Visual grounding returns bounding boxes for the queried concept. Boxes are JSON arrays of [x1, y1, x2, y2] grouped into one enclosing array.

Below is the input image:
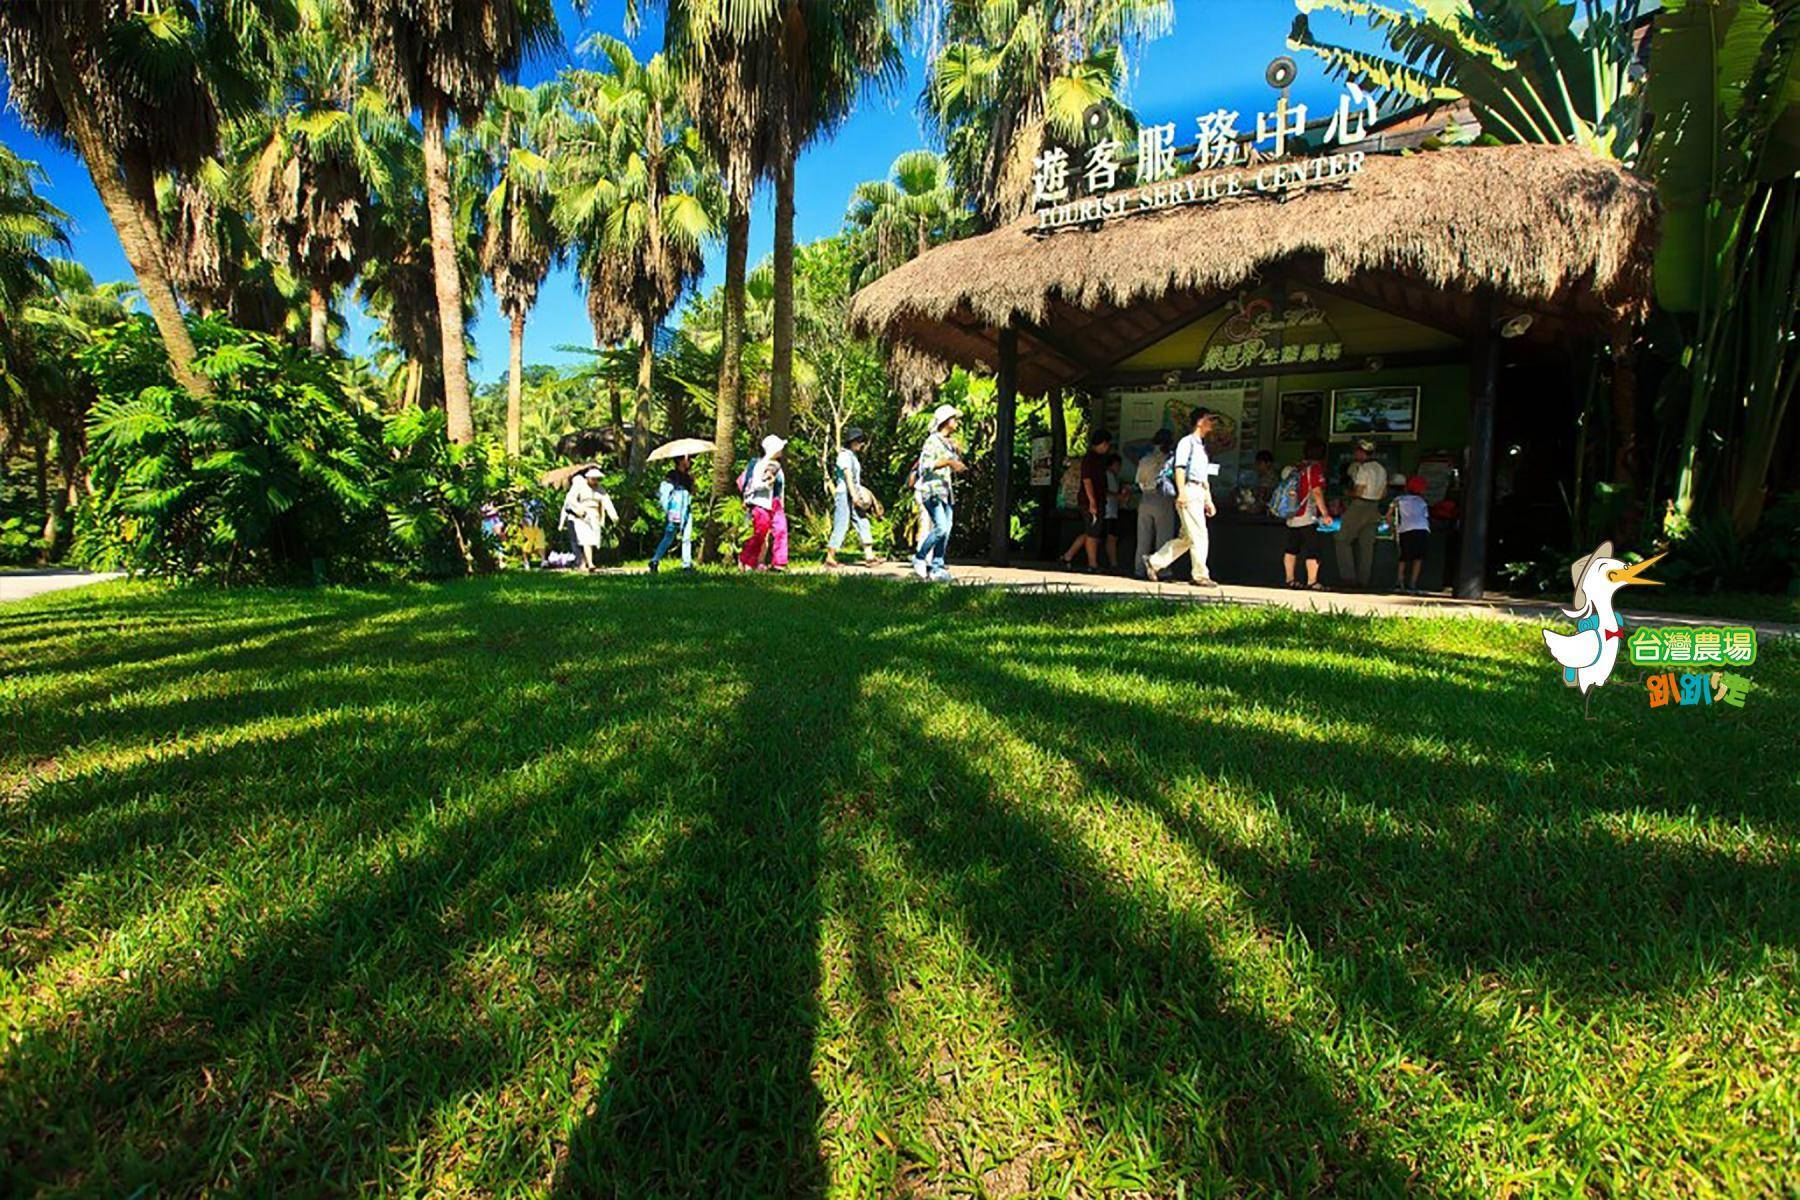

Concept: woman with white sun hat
[[911, 403, 967, 582]]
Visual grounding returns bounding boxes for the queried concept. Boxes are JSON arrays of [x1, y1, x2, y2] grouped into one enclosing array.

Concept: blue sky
[[0, 0, 1373, 384]]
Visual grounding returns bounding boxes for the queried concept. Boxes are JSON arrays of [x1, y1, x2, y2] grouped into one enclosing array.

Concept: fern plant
[[76, 317, 384, 580]]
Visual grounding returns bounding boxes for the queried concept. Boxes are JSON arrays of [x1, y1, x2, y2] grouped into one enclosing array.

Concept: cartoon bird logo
[[1541, 541, 1664, 711]]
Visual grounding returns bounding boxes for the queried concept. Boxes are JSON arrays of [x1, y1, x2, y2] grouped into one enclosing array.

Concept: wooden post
[[991, 328, 1019, 565], [1456, 317, 1500, 599]]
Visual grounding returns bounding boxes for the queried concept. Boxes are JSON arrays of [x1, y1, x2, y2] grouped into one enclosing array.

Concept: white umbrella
[[646, 437, 715, 464]]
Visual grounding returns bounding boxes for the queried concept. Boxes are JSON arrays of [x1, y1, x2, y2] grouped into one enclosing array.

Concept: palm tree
[[923, 0, 1170, 227], [348, 0, 559, 443], [475, 81, 564, 457], [763, 1, 907, 439], [0, 144, 70, 474], [4, 260, 132, 557], [0, 146, 67, 319], [557, 38, 721, 472], [0, 0, 290, 397], [157, 161, 293, 335], [237, 0, 404, 354], [1285, 0, 1645, 161], [650, 0, 787, 557], [844, 148, 970, 288], [358, 136, 484, 413]]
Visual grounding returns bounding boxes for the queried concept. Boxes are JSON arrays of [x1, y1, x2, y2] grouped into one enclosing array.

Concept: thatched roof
[[850, 144, 1658, 396]]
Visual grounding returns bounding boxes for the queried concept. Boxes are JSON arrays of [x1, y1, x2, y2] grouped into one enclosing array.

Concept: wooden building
[[850, 143, 1658, 596]]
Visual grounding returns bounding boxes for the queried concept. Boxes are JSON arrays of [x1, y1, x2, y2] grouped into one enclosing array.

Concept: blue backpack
[[1268, 467, 1303, 520], [1156, 440, 1194, 497]]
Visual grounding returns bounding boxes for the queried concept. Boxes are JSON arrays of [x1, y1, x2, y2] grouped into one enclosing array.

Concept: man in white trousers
[[1145, 406, 1220, 588]]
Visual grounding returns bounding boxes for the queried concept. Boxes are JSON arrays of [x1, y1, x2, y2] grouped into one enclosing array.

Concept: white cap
[[583, 467, 601, 479], [930, 403, 962, 431], [761, 434, 787, 456]]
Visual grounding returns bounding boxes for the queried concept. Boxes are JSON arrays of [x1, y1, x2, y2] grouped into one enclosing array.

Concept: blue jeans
[[650, 516, 691, 568], [829, 487, 872, 552], [914, 495, 952, 574]]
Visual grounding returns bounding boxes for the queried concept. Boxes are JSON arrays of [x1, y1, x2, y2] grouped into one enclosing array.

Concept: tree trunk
[[630, 304, 655, 474], [403, 359, 423, 410], [42, 429, 80, 561], [768, 147, 797, 438], [609, 385, 624, 429], [506, 310, 525, 458], [33, 436, 49, 564], [44, 31, 210, 398], [669, 374, 687, 439], [702, 193, 752, 561], [421, 96, 475, 445], [309, 285, 330, 354]]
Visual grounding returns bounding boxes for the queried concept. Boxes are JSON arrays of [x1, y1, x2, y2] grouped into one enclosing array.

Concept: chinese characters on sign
[[1645, 672, 1755, 709], [1197, 290, 1343, 373], [1626, 626, 1757, 668], [1635, 626, 1758, 711], [1032, 84, 1380, 232]]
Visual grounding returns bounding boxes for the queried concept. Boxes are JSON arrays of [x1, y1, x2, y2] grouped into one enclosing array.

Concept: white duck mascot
[[1541, 540, 1664, 711]]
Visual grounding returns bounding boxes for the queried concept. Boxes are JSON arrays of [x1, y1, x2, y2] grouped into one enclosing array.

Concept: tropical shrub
[[75, 318, 385, 581], [377, 407, 507, 577], [73, 317, 529, 582]]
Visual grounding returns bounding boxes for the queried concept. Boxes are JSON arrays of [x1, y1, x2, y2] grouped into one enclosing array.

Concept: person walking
[[1335, 438, 1389, 589], [1058, 429, 1113, 571], [826, 427, 881, 568], [560, 466, 606, 572], [1133, 428, 1175, 580], [912, 403, 966, 582], [738, 434, 789, 572], [648, 455, 696, 573], [1281, 440, 1331, 590], [1145, 407, 1220, 588]]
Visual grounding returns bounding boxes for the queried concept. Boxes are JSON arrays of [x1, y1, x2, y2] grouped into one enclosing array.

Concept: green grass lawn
[[3, 575, 1796, 1197]]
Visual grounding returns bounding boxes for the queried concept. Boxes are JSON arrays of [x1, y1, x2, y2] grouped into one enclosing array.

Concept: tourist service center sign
[[1032, 84, 1377, 234]]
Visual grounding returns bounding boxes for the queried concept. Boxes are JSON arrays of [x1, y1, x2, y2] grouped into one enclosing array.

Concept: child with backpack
[[1278, 440, 1331, 590]]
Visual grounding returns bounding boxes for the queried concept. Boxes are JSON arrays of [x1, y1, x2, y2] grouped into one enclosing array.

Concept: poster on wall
[[1110, 383, 1257, 498], [1193, 381, 1257, 501], [1028, 435, 1052, 487], [1117, 393, 1165, 454], [1278, 390, 1324, 442], [1329, 385, 1420, 442]]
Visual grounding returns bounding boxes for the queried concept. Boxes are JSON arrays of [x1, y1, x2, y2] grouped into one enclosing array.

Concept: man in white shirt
[[1335, 438, 1389, 589], [1132, 428, 1175, 579], [1145, 407, 1220, 588]]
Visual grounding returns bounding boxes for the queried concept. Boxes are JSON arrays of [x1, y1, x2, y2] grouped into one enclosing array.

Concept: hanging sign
[[1197, 287, 1344, 374], [1032, 85, 1377, 234]]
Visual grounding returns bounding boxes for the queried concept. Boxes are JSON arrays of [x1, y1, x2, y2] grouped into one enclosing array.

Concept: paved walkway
[[0, 569, 124, 605], [838, 559, 1800, 639]]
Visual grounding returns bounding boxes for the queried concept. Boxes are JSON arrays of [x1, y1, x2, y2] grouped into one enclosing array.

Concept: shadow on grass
[[1, 576, 1793, 1194]]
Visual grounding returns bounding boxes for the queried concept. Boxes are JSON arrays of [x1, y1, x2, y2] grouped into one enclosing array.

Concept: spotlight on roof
[[1498, 313, 1535, 339]]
